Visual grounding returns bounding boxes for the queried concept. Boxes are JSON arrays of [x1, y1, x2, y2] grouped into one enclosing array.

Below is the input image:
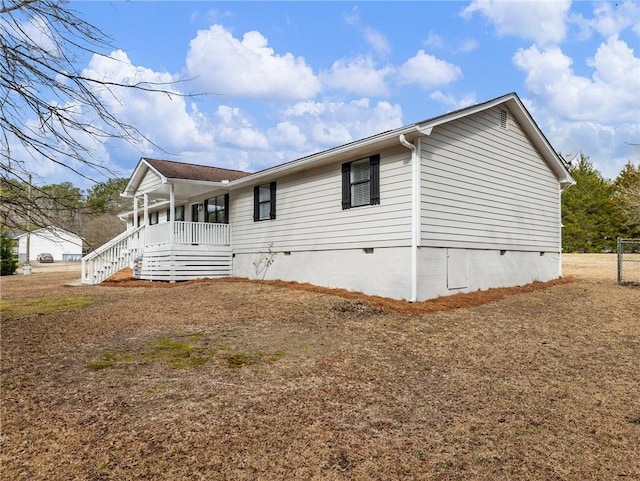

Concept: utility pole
[[24, 174, 32, 274]]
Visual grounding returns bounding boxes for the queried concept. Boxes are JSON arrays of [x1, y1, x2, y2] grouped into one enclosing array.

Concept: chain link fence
[[617, 237, 640, 285]]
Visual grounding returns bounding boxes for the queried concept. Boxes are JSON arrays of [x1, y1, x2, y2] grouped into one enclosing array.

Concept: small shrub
[[0, 229, 18, 276]]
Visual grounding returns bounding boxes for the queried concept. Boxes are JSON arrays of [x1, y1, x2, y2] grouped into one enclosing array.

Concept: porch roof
[[122, 158, 251, 199]]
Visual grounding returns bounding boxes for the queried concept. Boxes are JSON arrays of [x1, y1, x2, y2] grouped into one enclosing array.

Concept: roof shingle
[[144, 158, 251, 182]]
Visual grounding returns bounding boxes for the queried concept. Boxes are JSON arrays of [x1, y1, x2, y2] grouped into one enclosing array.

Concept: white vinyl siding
[[231, 147, 412, 253], [420, 107, 561, 251], [137, 168, 162, 193]]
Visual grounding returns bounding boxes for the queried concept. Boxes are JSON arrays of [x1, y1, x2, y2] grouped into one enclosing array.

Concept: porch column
[[143, 193, 149, 227], [133, 196, 139, 228], [169, 183, 175, 246]]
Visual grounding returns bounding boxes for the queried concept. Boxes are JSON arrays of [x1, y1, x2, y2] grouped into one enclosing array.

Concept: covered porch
[[82, 158, 249, 285]]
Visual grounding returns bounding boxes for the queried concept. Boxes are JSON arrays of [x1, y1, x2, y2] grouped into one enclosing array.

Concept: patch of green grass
[[1, 296, 94, 318], [87, 350, 134, 371], [222, 349, 286, 369], [143, 337, 213, 369], [86, 332, 285, 372], [223, 351, 263, 369]]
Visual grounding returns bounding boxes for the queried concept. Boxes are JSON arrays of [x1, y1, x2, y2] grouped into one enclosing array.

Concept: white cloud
[[571, 1, 640, 39], [462, 0, 571, 46], [185, 24, 321, 100], [268, 122, 307, 150], [430, 91, 477, 110], [321, 56, 392, 96], [425, 31, 444, 49], [363, 26, 391, 56], [398, 50, 462, 89], [212, 105, 269, 150], [282, 98, 403, 149], [424, 31, 478, 53], [513, 36, 640, 122], [344, 6, 390, 56], [83, 50, 214, 154], [545, 118, 639, 180], [457, 38, 479, 53], [515, 33, 640, 180]]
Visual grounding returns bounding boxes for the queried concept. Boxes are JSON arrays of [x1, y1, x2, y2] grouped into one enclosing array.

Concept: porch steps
[[81, 226, 145, 285]]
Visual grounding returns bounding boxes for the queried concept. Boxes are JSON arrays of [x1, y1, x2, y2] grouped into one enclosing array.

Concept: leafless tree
[[0, 0, 191, 233]]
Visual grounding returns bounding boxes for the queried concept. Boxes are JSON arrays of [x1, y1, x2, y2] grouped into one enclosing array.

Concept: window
[[205, 194, 229, 224], [148, 211, 159, 225], [253, 182, 276, 221], [166, 205, 185, 222], [342, 154, 380, 209], [191, 203, 199, 222]]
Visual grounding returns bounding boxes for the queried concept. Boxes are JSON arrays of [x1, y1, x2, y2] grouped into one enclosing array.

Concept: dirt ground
[[1, 254, 639, 480]]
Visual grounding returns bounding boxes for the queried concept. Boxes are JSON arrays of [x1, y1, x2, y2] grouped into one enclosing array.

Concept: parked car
[[36, 253, 54, 263]]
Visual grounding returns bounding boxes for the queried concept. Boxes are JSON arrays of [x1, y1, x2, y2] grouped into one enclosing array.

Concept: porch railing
[[81, 222, 231, 285], [146, 221, 231, 246], [81, 225, 145, 285]]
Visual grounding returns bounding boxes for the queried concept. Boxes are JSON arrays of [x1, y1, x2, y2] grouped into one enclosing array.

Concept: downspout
[[399, 134, 419, 302]]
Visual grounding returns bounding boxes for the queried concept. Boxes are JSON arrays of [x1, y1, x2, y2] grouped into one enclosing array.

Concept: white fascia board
[[418, 93, 574, 188], [164, 178, 227, 189], [122, 158, 167, 198], [228, 124, 422, 188]]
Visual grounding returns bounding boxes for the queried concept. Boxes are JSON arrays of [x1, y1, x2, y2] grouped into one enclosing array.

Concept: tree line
[[0, 177, 130, 251], [562, 153, 640, 253]]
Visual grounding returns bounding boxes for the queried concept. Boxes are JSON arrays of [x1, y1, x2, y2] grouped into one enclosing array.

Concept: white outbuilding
[[17, 226, 83, 262]]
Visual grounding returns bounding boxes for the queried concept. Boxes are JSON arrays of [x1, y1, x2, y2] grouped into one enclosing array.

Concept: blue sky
[[28, 1, 640, 185]]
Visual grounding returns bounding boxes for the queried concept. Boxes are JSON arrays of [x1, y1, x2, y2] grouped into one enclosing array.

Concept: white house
[[81, 93, 575, 301], [17, 226, 83, 262]]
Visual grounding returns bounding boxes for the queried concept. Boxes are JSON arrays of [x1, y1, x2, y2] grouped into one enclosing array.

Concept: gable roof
[[234, 92, 574, 188], [144, 158, 251, 183], [122, 92, 574, 199], [14, 226, 83, 241], [122, 158, 251, 198]]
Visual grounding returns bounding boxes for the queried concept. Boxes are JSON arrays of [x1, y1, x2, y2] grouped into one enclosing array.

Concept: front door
[[191, 203, 199, 222]]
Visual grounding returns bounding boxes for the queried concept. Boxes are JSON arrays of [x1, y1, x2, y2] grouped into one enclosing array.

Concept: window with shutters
[[253, 182, 276, 221], [342, 155, 380, 209], [205, 194, 228, 223]]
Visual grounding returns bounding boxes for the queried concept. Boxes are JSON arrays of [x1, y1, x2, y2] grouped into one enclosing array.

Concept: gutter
[[399, 134, 419, 303]]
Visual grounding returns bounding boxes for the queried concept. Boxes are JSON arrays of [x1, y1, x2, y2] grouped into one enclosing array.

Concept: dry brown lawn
[[1, 254, 638, 480]]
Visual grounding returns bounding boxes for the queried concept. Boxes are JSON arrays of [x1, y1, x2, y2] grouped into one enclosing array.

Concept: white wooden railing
[[81, 226, 145, 285], [146, 222, 231, 246], [81, 222, 231, 285]]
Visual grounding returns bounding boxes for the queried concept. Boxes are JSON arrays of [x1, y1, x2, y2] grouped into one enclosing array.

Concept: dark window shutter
[[342, 163, 351, 209], [269, 182, 277, 220], [166, 209, 170, 221], [253, 186, 259, 222], [370, 154, 380, 205], [224, 193, 229, 224]]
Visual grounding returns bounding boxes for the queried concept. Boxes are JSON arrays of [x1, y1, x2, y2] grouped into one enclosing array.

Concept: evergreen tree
[[614, 161, 640, 238], [0, 228, 18, 276], [86, 178, 131, 214], [562, 154, 617, 252]]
